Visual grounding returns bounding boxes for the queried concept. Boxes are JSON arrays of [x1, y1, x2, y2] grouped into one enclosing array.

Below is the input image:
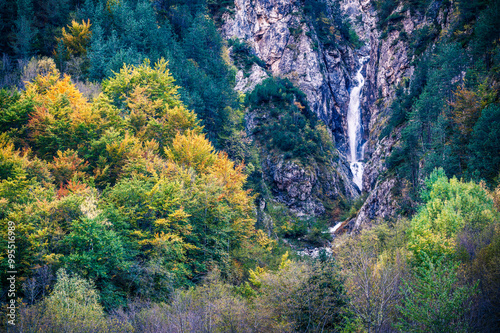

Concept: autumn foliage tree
[[56, 20, 92, 58]]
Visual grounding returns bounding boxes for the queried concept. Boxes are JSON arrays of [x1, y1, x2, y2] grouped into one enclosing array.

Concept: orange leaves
[[165, 130, 253, 211], [56, 180, 90, 198], [294, 101, 305, 110], [49, 150, 88, 186], [36, 75, 95, 127], [25, 62, 98, 155], [24, 58, 90, 113], [449, 85, 481, 136], [210, 152, 246, 189], [163, 129, 255, 243]]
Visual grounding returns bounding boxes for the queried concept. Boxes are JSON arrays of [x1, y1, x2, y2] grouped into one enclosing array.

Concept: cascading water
[[347, 56, 369, 191]]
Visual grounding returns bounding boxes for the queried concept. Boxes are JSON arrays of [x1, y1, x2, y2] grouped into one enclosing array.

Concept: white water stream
[[347, 56, 369, 191]]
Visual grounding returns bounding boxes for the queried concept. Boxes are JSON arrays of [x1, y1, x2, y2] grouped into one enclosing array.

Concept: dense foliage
[[381, 0, 500, 208], [303, 0, 362, 48], [1, 0, 240, 150], [247, 77, 334, 162], [335, 169, 499, 331]]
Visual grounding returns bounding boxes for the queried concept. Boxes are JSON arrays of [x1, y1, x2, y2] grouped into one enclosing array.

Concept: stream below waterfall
[[347, 56, 369, 191]]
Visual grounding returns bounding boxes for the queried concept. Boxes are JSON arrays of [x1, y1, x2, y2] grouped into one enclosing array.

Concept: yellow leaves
[[320, 16, 331, 25], [209, 152, 253, 212], [162, 105, 200, 140], [154, 232, 184, 244], [57, 20, 92, 57], [168, 208, 191, 224], [106, 132, 139, 158], [109, 134, 158, 168], [124, 85, 199, 144], [127, 86, 163, 120], [25, 65, 97, 149], [142, 232, 197, 254], [230, 217, 255, 240], [103, 58, 181, 110], [100, 59, 200, 146], [409, 174, 499, 260], [209, 152, 252, 210], [130, 230, 149, 241], [154, 208, 192, 235], [39, 75, 90, 115], [166, 130, 217, 173], [164, 130, 255, 241], [0, 140, 23, 169], [94, 132, 163, 184], [23, 58, 60, 94], [279, 251, 292, 271], [210, 152, 246, 188], [43, 253, 63, 265], [249, 266, 266, 288], [256, 229, 276, 251], [154, 218, 169, 228]]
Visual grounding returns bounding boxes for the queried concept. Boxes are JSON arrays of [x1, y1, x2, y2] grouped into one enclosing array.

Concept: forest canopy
[[0, 0, 499, 332]]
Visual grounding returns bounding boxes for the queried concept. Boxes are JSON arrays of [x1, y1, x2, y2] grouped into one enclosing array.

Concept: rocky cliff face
[[263, 154, 359, 216], [348, 1, 454, 229], [342, 0, 414, 228], [222, 0, 361, 150]]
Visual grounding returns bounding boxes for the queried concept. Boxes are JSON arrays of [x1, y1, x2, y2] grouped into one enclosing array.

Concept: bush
[[246, 77, 333, 162]]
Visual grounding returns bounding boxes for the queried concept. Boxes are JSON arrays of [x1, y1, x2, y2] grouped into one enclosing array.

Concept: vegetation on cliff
[[0, 0, 499, 332]]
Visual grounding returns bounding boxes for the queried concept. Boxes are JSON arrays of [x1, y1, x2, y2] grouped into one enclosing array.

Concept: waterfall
[[347, 56, 369, 191]]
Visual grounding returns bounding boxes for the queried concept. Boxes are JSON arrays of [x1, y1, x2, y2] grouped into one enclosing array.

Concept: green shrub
[[229, 38, 266, 73], [246, 77, 333, 162]]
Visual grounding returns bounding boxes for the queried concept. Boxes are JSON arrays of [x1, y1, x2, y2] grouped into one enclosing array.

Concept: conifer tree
[[13, 0, 37, 59]]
